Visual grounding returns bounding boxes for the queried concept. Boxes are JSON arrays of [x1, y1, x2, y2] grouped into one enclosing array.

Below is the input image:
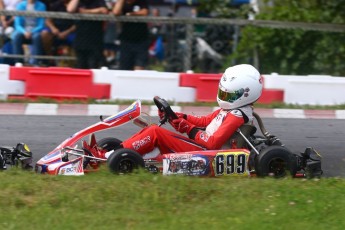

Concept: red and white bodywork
[[35, 100, 142, 175]]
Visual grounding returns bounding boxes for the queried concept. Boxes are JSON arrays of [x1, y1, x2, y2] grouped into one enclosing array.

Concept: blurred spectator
[[0, 0, 22, 31], [112, 0, 149, 70], [148, 7, 166, 40], [0, 0, 22, 65], [41, 0, 76, 66], [148, 7, 164, 65], [40, 0, 51, 10], [103, 0, 118, 69], [148, 8, 161, 36], [67, 0, 108, 69], [12, 0, 46, 66]]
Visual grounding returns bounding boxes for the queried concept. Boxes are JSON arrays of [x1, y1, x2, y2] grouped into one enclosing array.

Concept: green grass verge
[[1, 168, 344, 230]]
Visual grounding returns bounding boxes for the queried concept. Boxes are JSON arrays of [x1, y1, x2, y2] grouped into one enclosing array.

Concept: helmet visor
[[218, 88, 244, 102]]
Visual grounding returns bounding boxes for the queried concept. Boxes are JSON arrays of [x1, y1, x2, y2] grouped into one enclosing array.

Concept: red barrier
[[180, 73, 222, 102], [9, 67, 110, 99], [258, 89, 284, 104], [258, 75, 284, 104], [180, 73, 284, 104]]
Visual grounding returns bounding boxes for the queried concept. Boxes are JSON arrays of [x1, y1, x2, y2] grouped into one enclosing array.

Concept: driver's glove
[[175, 112, 187, 119], [158, 109, 165, 120], [171, 118, 195, 134], [158, 110, 186, 120], [168, 112, 186, 125]]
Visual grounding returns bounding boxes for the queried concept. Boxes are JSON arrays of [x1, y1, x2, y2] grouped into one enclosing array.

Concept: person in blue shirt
[[12, 0, 46, 65]]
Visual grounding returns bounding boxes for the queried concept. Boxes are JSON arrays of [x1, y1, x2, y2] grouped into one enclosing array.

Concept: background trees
[[200, 0, 345, 75]]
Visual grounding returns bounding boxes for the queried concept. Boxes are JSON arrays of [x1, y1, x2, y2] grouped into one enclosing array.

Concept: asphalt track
[[0, 115, 344, 177]]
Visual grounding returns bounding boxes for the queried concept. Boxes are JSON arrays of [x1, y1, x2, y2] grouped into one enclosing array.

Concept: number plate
[[213, 151, 249, 176]]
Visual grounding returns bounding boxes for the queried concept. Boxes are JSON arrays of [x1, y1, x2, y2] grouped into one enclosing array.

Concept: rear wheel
[[107, 148, 145, 174], [98, 137, 122, 151], [255, 146, 297, 178]]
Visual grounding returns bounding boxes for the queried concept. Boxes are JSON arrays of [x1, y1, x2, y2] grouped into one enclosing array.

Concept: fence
[[1, 9, 345, 72]]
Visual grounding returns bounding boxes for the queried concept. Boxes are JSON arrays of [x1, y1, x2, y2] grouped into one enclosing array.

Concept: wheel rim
[[268, 158, 288, 177], [118, 158, 136, 173]]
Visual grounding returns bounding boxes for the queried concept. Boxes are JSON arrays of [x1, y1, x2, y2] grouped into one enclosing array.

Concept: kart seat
[[222, 124, 257, 149]]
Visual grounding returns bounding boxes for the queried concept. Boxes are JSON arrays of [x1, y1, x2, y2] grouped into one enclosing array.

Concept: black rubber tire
[[97, 137, 122, 151], [255, 146, 298, 178], [211, 40, 225, 52], [0, 154, 4, 170], [107, 148, 145, 174]]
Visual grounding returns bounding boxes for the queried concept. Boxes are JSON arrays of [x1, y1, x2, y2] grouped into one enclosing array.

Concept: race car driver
[[84, 64, 263, 158]]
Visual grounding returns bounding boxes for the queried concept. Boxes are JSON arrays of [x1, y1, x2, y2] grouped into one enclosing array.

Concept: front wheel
[[255, 146, 298, 178], [0, 154, 4, 170], [107, 148, 145, 174]]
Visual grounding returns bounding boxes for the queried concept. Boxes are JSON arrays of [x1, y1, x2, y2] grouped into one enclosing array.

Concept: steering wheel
[[153, 96, 178, 125]]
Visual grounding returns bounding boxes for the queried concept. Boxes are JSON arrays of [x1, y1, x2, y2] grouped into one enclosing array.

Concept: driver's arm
[[183, 109, 221, 127], [189, 113, 245, 150]]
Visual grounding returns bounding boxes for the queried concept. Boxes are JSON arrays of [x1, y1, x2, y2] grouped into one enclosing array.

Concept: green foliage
[[198, 0, 252, 19], [233, 0, 345, 75]]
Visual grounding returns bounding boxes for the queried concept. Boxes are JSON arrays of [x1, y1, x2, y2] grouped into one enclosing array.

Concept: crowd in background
[[0, 0, 173, 70]]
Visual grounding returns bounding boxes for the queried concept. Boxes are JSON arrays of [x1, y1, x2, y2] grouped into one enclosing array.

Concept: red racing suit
[[121, 105, 253, 156]]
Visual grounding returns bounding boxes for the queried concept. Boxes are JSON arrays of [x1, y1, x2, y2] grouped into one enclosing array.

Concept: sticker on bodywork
[[58, 158, 84, 176], [163, 154, 210, 176]]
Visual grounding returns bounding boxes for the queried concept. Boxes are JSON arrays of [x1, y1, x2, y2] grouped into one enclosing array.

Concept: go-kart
[[35, 96, 322, 178]]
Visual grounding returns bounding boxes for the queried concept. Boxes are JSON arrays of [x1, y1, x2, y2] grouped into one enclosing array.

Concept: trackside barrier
[[9, 66, 110, 99], [263, 74, 345, 105], [284, 75, 345, 105], [262, 73, 297, 90], [259, 89, 284, 104], [179, 73, 284, 103], [0, 64, 343, 105], [179, 73, 222, 102], [0, 64, 24, 100], [92, 69, 195, 102]]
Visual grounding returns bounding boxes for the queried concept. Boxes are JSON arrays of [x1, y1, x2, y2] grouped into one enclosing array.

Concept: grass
[[1, 97, 345, 110], [1, 168, 345, 230]]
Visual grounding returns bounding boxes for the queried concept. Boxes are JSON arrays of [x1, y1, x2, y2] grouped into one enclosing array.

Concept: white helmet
[[217, 64, 263, 110]]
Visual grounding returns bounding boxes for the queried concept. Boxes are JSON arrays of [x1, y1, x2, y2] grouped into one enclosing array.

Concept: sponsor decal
[[168, 154, 193, 161], [215, 113, 222, 121], [244, 87, 250, 97], [231, 110, 242, 117], [222, 73, 236, 83], [229, 76, 236, 82], [132, 136, 151, 150], [221, 73, 226, 82], [199, 132, 210, 142], [163, 154, 210, 176], [58, 159, 83, 175], [59, 166, 77, 175], [259, 75, 263, 84]]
